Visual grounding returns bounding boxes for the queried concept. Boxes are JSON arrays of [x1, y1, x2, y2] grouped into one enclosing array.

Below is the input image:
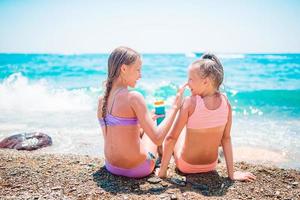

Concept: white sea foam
[[185, 52, 197, 58], [0, 73, 94, 112]]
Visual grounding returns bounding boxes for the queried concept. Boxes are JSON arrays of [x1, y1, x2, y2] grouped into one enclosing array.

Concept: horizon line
[[1, 51, 300, 55]]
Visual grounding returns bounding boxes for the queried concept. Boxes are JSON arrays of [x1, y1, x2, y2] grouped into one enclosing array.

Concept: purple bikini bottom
[[105, 153, 155, 178]]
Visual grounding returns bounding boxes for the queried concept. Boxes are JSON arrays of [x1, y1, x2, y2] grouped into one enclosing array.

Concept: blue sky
[[0, 0, 300, 53]]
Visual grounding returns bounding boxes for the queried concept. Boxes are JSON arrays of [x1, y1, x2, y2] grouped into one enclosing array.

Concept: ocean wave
[[228, 89, 300, 107], [0, 73, 95, 112], [227, 89, 300, 117]]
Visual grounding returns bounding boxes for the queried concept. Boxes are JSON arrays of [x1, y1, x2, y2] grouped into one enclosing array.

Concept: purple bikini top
[[99, 87, 138, 127], [99, 114, 138, 126]]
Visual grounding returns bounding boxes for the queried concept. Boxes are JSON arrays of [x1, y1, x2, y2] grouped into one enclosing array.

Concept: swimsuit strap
[[108, 87, 127, 114]]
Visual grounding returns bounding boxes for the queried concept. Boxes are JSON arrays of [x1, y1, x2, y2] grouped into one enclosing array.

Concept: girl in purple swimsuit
[[97, 46, 186, 178]]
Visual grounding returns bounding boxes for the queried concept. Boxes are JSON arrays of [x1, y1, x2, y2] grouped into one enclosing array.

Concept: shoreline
[[1, 149, 299, 199]]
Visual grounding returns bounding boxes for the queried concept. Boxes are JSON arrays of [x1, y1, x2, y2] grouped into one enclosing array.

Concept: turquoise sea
[[0, 53, 299, 168]]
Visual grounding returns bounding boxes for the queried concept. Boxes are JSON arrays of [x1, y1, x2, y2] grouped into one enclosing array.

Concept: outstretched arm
[[222, 102, 256, 182], [157, 96, 191, 178], [130, 84, 187, 146]]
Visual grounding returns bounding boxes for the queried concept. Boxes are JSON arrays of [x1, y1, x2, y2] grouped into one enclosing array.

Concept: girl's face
[[122, 58, 142, 88], [187, 65, 208, 95]]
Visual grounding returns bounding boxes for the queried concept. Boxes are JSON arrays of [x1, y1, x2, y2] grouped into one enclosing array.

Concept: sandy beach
[[0, 149, 299, 200]]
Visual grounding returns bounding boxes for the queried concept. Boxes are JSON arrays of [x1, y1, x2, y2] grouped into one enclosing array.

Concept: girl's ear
[[120, 64, 127, 74], [203, 77, 209, 85]]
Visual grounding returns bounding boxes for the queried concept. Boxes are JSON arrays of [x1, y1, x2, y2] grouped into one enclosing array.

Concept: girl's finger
[[247, 173, 256, 180], [245, 177, 252, 182], [177, 83, 188, 93], [249, 177, 255, 182], [246, 175, 255, 181]]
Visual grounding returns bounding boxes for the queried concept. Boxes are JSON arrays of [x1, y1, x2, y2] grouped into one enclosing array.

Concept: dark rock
[[170, 177, 186, 186], [0, 132, 52, 151], [149, 185, 165, 192]]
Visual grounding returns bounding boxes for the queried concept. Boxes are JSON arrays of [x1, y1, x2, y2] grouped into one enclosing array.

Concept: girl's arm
[[130, 84, 187, 146], [221, 102, 234, 179], [222, 101, 256, 182], [157, 96, 191, 178]]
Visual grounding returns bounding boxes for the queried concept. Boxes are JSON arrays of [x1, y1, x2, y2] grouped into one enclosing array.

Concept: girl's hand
[[173, 83, 188, 110], [232, 171, 256, 182]]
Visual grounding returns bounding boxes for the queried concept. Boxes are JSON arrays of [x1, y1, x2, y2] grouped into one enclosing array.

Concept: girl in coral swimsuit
[[158, 53, 256, 182]]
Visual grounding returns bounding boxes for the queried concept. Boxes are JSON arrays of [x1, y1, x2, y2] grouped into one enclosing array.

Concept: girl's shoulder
[[183, 96, 197, 116], [185, 95, 196, 106], [219, 92, 231, 105], [127, 90, 144, 102], [127, 90, 147, 108]]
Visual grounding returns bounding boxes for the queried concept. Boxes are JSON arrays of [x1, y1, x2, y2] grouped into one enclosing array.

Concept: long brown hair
[[101, 46, 140, 126]]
